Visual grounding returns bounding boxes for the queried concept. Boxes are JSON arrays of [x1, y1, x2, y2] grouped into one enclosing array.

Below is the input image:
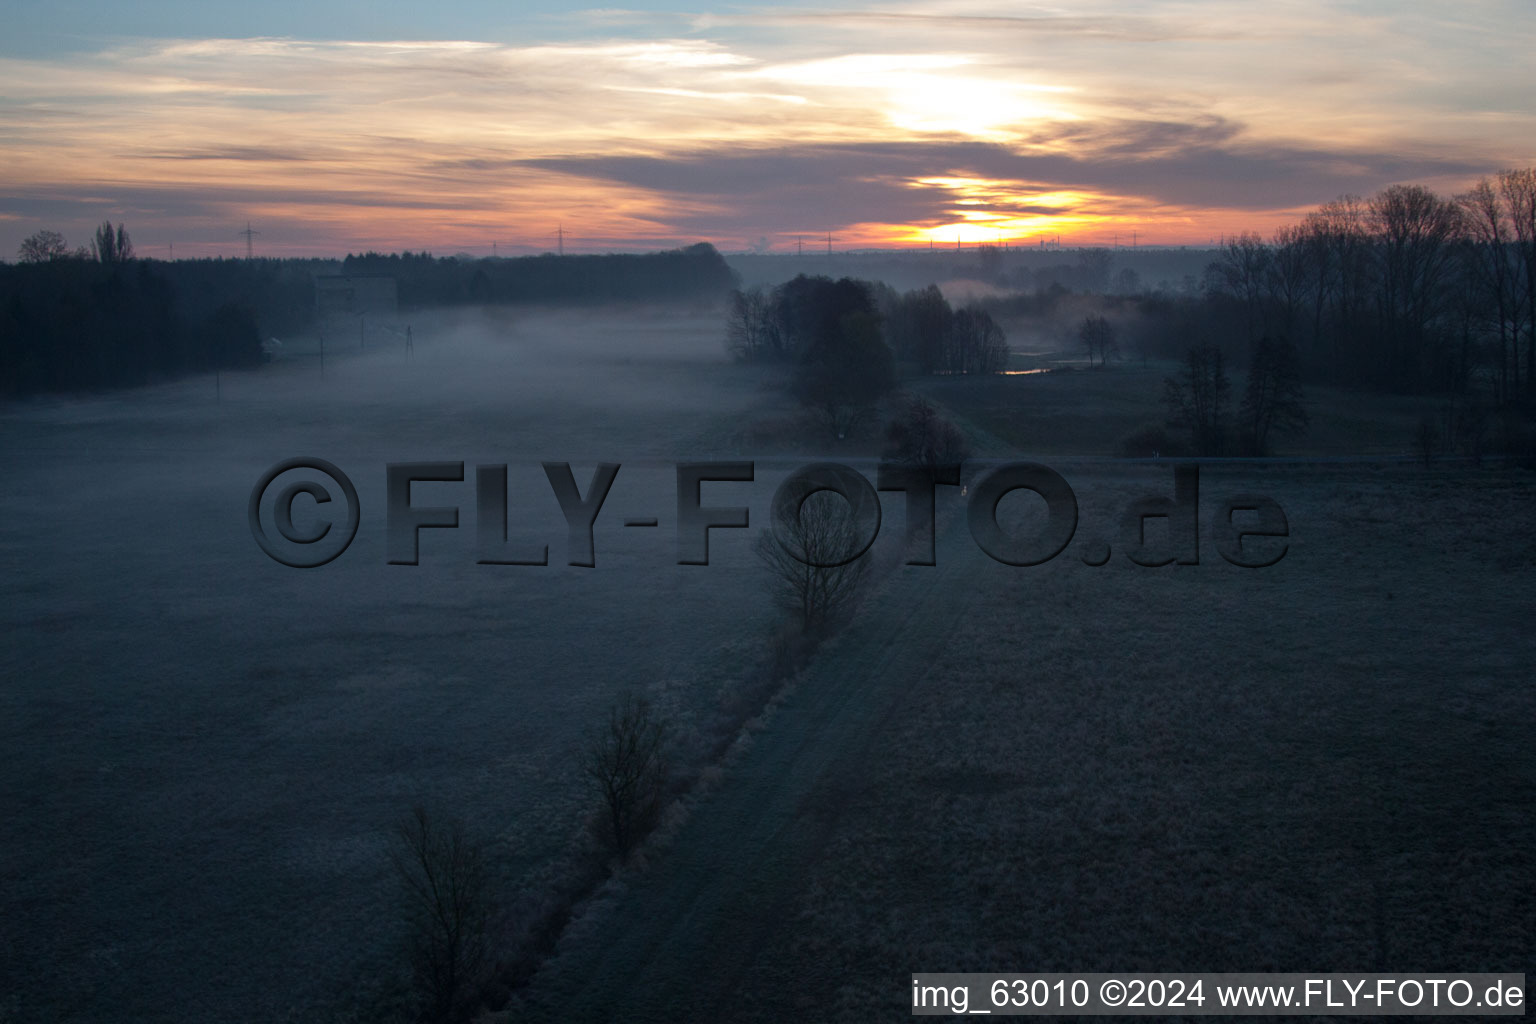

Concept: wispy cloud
[[0, 1, 1531, 255]]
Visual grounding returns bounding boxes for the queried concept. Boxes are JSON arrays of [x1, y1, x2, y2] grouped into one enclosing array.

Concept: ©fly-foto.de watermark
[[248, 459, 1289, 570]]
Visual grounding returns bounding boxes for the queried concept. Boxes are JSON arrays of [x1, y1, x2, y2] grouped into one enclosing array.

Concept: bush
[[882, 397, 970, 472]]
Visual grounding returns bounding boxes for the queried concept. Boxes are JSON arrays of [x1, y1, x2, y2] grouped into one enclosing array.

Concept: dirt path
[[518, 508, 987, 1022]]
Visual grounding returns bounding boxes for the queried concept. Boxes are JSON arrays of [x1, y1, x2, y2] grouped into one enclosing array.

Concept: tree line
[[1, 221, 292, 395], [2, 231, 739, 396], [341, 243, 736, 307], [1201, 171, 1536, 399], [726, 273, 1008, 438]]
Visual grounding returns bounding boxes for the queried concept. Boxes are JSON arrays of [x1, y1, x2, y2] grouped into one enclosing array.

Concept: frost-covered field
[[518, 463, 1536, 1022], [0, 307, 809, 1022], [5, 311, 1533, 1023]]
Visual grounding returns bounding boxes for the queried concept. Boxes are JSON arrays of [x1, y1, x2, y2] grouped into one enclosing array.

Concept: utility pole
[[405, 325, 413, 359], [493, 241, 497, 258], [797, 236, 802, 257], [558, 225, 564, 256], [239, 222, 259, 260], [826, 231, 831, 256]]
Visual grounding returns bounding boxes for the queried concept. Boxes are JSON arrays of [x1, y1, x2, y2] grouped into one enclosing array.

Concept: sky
[[2, 0, 1533, 258]]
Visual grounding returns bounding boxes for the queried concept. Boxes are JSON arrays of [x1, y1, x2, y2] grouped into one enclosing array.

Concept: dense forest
[[339, 243, 736, 306]]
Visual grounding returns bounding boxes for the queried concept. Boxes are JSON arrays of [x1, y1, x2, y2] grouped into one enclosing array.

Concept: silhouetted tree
[[1458, 177, 1526, 402], [889, 284, 952, 374], [391, 805, 493, 1024], [91, 222, 134, 263], [1369, 185, 1462, 388], [756, 490, 871, 634], [1498, 168, 1536, 398], [1210, 231, 1272, 346], [16, 230, 71, 263], [584, 695, 671, 862], [792, 307, 896, 439], [1077, 248, 1113, 292], [1078, 314, 1117, 368], [1239, 336, 1308, 454], [724, 286, 782, 361], [1164, 343, 1231, 455], [948, 307, 1009, 374], [883, 397, 969, 473]]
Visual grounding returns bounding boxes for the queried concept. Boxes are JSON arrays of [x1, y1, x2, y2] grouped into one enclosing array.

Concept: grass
[[914, 353, 1455, 458], [714, 464, 1536, 1021]]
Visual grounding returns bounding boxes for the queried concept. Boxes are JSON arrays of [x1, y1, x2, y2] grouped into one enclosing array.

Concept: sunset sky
[[3, 0, 1533, 258]]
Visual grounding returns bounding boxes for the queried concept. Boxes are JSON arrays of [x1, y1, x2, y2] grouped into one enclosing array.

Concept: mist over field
[[4, 0, 1536, 1016], [1, 306, 790, 1019], [4, 274, 1533, 1022]]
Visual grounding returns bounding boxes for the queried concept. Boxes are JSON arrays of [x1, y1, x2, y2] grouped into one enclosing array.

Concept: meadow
[[2, 304, 1530, 1022], [520, 461, 1535, 1021]]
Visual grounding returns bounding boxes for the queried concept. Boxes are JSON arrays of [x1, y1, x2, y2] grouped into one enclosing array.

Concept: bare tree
[[948, 307, 1009, 374], [1078, 314, 1117, 368], [1267, 224, 1311, 342], [1369, 185, 1462, 387], [584, 694, 671, 862], [1239, 336, 1308, 455], [1498, 168, 1536, 399], [1211, 231, 1272, 345], [756, 490, 871, 635], [390, 805, 493, 1023], [1459, 177, 1526, 402], [1301, 195, 1372, 379], [1164, 344, 1231, 455], [16, 230, 71, 263], [724, 286, 782, 361]]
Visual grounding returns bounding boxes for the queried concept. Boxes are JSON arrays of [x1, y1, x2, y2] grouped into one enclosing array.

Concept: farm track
[[520, 508, 986, 1022]]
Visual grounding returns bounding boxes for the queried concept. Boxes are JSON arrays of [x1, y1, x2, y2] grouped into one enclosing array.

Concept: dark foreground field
[[2, 307, 1532, 1022], [517, 463, 1535, 1021]]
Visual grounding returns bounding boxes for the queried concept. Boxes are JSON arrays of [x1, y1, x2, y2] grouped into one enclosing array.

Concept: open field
[[519, 462, 1536, 1021], [918, 352, 1451, 459], [3, 306, 1532, 1022], [0, 307, 803, 1022]]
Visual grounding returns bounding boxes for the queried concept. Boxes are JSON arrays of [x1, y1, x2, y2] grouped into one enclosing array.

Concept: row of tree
[[17, 222, 136, 265], [1160, 337, 1308, 456], [3, 231, 741, 395], [0, 259, 267, 394], [341, 244, 736, 306], [727, 276, 1008, 375], [726, 274, 1008, 439], [1204, 171, 1536, 398]]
